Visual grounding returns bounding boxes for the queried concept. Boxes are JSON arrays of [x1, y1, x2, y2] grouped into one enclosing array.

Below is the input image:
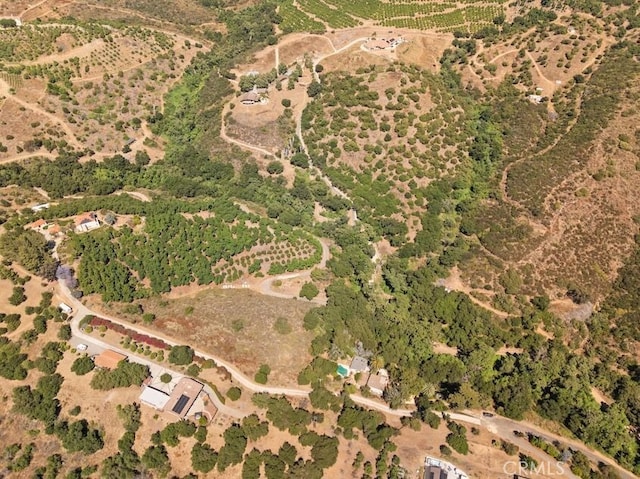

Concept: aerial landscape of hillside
[[0, 0, 639, 477]]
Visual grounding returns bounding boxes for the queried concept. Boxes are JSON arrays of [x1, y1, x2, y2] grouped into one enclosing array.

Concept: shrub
[[299, 282, 319, 300], [160, 373, 172, 384], [281, 99, 291, 108], [169, 345, 194, 365], [446, 433, 469, 454], [440, 445, 452, 456], [254, 364, 270, 384], [267, 161, 284, 175], [227, 387, 242, 401], [273, 317, 292, 335], [9, 287, 26, 306], [187, 363, 201, 377], [58, 324, 72, 341]]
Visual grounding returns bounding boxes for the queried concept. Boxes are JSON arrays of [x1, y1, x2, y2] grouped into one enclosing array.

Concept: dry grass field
[[107, 288, 317, 387]]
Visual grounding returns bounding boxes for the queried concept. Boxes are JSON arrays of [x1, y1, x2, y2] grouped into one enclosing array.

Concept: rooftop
[[350, 355, 369, 372], [75, 212, 97, 226], [240, 91, 260, 103], [94, 349, 127, 369], [165, 377, 204, 418], [366, 369, 389, 394], [139, 385, 170, 410], [26, 219, 47, 229]]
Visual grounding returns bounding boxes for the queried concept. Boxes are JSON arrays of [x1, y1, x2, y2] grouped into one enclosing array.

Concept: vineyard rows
[[0, 71, 22, 89]]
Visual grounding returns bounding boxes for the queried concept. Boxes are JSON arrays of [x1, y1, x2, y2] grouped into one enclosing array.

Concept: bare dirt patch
[[0, 0, 34, 16], [396, 33, 450, 69], [321, 44, 390, 73], [277, 35, 334, 66], [227, 100, 294, 154]]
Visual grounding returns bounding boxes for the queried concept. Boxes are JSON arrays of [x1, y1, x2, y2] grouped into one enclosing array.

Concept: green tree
[[307, 81, 322, 97], [267, 161, 284, 175], [9, 287, 26, 306], [191, 443, 218, 473], [299, 282, 319, 300], [254, 364, 271, 384], [58, 324, 72, 340], [142, 445, 171, 476], [227, 386, 242, 401], [71, 356, 95, 375]]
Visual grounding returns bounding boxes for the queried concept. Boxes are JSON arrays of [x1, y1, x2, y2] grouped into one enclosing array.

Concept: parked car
[[76, 344, 88, 351], [482, 411, 495, 418]]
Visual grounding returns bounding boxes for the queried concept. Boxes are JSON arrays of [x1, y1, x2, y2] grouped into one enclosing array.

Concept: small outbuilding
[[75, 212, 100, 233], [31, 203, 50, 212], [366, 368, 389, 396], [94, 349, 127, 370], [240, 91, 261, 105], [58, 303, 73, 315]]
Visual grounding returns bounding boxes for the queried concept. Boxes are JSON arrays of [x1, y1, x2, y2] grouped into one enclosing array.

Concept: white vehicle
[[58, 303, 73, 315], [76, 344, 88, 351]]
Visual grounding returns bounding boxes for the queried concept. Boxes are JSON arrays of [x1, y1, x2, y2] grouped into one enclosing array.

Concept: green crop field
[[279, 0, 326, 33], [277, 0, 507, 33]]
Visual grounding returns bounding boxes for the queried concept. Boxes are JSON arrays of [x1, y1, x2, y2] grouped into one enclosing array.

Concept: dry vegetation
[[462, 15, 611, 96], [0, 21, 202, 159], [458, 39, 640, 307], [107, 289, 316, 387]]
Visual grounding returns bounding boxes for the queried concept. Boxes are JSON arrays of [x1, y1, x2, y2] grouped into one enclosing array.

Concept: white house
[[31, 203, 50, 212], [75, 212, 100, 233], [366, 368, 389, 396], [139, 385, 171, 410]]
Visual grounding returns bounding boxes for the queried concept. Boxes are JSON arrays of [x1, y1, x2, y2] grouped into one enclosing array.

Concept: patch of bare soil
[[60, 0, 218, 27], [0, 0, 34, 16], [321, 44, 389, 73], [515, 101, 640, 301], [393, 417, 557, 479], [0, 90, 63, 160], [396, 34, 450, 69], [277, 35, 334, 66], [227, 88, 297, 153], [128, 289, 316, 387], [463, 18, 612, 99]]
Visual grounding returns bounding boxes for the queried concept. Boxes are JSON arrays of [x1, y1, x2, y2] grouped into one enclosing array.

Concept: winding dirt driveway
[[257, 237, 330, 304], [0, 150, 56, 164]]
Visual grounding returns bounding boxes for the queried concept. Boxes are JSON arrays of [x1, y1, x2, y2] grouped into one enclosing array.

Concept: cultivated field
[[277, 0, 510, 35]]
